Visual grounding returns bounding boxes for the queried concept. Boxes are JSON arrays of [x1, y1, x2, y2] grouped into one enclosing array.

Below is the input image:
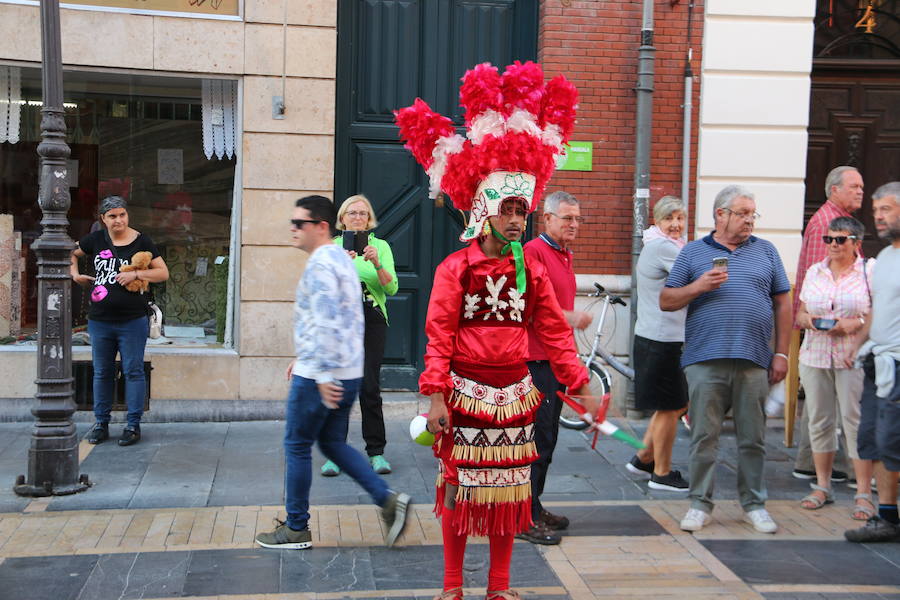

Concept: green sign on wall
[[556, 141, 593, 171]]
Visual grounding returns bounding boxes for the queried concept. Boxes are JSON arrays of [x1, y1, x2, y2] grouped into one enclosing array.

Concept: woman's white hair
[[653, 195, 685, 223]]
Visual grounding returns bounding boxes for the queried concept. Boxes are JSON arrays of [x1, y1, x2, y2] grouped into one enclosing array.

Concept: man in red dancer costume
[[396, 61, 591, 600]]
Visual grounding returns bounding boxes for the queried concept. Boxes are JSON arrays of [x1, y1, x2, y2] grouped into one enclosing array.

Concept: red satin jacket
[[419, 242, 589, 397]]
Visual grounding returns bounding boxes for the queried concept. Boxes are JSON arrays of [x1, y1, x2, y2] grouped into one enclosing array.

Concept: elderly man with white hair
[[660, 185, 792, 534]]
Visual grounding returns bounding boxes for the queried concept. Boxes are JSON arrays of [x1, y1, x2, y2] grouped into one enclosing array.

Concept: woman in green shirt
[[322, 194, 398, 477]]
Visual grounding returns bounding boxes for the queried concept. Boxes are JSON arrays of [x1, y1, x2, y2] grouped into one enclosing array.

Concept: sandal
[[485, 590, 521, 600], [800, 483, 834, 510], [852, 493, 876, 521], [434, 588, 463, 600]]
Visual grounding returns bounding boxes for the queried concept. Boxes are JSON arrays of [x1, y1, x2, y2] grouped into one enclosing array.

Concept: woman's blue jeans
[[88, 316, 148, 428], [284, 375, 390, 531]]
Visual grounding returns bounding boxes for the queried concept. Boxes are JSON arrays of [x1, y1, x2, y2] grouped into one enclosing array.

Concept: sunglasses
[[291, 218, 322, 228], [822, 235, 859, 245]]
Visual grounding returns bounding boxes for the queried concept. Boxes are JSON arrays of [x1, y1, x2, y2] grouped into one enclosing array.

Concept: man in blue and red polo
[[661, 185, 792, 535]]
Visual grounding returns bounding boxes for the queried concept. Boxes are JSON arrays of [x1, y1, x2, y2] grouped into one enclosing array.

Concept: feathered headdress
[[394, 61, 578, 242]]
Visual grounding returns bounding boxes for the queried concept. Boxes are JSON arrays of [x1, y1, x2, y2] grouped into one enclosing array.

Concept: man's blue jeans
[[284, 375, 390, 531], [88, 316, 148, 428]]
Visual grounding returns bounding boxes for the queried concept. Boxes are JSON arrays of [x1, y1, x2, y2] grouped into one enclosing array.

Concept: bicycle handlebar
[[590, 282, 627, 307]]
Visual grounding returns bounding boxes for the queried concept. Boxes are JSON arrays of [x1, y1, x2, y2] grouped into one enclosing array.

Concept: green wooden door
[[335, 0, 537, 389]]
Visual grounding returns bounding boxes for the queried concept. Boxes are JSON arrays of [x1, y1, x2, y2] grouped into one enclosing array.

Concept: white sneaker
[[744, 508, 777, 534], [680, 508, 711, 532]]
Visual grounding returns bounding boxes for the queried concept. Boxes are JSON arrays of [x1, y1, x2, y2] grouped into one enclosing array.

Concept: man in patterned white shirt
[[256, 195, 410, 551]]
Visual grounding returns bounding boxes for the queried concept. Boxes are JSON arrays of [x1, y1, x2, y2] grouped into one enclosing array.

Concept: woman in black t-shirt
[[70, 196, 169, 447]]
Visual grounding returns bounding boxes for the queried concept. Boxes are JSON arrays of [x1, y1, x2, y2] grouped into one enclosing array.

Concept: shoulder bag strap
[[862, 258, 872, 303]]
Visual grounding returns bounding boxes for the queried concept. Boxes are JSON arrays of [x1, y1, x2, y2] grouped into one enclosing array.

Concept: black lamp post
[[14, 0, 89, 497]]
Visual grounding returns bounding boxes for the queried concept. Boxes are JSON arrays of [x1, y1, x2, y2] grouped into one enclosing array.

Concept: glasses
[[346, 210, 369, 218], [291, 218, 322, 228], [723, 208, 761, 221], [548, 213, 585, 224], [822, 235, 859, 245]]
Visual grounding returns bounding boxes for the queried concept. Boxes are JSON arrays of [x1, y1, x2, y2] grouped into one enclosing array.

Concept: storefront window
[[0, 67, 237, 346]]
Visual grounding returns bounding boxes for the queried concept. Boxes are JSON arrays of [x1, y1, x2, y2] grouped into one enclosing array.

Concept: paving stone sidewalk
[[0, 418, 898, 600]]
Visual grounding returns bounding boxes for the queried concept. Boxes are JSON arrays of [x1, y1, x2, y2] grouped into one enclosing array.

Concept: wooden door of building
[[806, 1, 900, 257], [334, 0, 538, 389], [806, 67, 900, 258]]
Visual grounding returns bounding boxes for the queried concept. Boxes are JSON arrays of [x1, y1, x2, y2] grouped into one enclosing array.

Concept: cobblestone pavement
[[1, 418, 898, 600]]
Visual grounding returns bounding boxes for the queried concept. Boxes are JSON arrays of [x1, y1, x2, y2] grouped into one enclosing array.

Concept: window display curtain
[[0, 66, 22, 144], [201, 79, 236, 160]]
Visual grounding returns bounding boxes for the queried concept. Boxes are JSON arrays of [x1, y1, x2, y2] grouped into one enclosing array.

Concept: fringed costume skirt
[[433, 361, 542, 536]]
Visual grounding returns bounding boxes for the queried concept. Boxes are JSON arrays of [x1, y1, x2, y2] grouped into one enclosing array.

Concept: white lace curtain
[[201, 79, 237, 160], [0, 66, 22, 144]]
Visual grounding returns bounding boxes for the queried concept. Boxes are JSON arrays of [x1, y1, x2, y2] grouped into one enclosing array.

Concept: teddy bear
[[119, 251, 152, 294]]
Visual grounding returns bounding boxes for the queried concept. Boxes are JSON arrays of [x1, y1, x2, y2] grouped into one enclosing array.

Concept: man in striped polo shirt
[[661, 185, 792, 534]]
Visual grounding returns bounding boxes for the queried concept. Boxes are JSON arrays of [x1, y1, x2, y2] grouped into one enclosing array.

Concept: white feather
[[506, 108, 541, 137], [467, 109, 505, 144], [426, 133, 465, 198], [541, 123, 563, 152]]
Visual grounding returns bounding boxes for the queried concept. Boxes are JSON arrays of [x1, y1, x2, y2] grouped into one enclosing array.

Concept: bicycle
[[559, 282, 635, 430]]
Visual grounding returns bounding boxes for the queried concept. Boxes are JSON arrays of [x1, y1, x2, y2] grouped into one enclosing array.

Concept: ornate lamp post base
[[14, 0, 90, 498], [14, 475, 90, 497]]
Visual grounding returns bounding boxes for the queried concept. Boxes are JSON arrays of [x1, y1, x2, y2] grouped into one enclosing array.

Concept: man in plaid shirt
[[792, 166, 864, 480]]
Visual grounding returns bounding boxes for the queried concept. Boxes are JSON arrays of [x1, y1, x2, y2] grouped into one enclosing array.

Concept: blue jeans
[[88, 316, 148, 427], [284, 375, 390, 531]]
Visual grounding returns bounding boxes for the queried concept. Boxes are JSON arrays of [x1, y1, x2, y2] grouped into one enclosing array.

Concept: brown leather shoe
[[539, 509, 569, 530], [514, 522, 560, 545]]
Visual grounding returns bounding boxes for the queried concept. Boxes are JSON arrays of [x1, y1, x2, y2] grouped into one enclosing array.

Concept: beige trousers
[[799, 363, 864, 459]]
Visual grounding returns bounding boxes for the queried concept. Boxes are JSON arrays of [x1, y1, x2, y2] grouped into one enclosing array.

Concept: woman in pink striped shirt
[[796, 216, 875, 520]]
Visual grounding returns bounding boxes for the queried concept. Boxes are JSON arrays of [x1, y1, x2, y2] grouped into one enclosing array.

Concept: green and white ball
[[409, 414, 435, 446]]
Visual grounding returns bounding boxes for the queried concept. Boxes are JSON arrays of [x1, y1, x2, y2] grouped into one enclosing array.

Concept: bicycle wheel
[[559, 364, 610, 430]]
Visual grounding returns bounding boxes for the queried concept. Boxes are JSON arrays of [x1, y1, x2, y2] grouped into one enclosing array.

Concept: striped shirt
[[799, 257, 874, 369], [793, 201, 855, 326], [666, 234, 791, 369]]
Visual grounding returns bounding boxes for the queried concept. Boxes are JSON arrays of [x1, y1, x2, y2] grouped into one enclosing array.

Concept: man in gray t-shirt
[[845, 181, 900, 544]]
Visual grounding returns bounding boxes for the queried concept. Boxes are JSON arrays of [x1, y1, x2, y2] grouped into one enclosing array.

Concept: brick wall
[[538, 0, 704, 274]]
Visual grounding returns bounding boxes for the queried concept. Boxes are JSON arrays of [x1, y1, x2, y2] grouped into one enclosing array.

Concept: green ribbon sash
[[491, 226, 526, 294]]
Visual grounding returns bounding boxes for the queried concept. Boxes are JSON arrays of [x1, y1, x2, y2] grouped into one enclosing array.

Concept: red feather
[[459, 63, 503, 125], [441, 132, 557, 214], [395, 62, 578, 211], [394, 98, 455, 170], [500, 61, 544, 116], [539, 75, 578, 143]]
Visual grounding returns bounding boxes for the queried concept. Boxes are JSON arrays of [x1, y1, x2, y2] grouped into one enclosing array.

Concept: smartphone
[[342, 230, 368, 255], [712, 256, 729, 272], [812, 318, 837, 331]]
